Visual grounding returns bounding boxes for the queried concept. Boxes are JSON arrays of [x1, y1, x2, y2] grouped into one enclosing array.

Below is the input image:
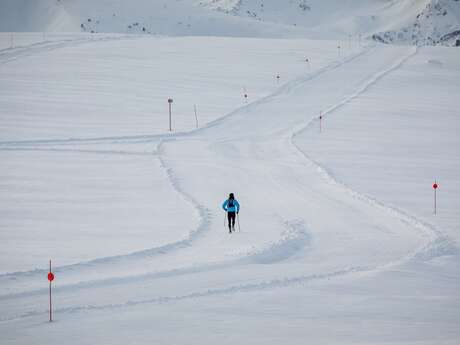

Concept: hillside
[[0, 34, 459, 345], [0, 0, 459, 344], [201, 0, 460, 45], [0, 0, 459, 45]]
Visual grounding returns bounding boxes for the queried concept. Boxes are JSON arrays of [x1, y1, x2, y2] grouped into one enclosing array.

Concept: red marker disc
[[48, 272, 55, 282], [433, 183, 438, 189]]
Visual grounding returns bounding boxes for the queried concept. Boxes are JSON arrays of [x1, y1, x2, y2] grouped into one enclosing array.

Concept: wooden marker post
[[168, 98, 173, 131], [433, 181, 438, 215], [194, 104, 198, 129], [48, 260, 55, 322]]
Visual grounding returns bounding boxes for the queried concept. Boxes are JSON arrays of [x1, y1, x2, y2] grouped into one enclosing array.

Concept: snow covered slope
[[1, 0, 459, 44], [0, 1, 459, 344], [0, 0, 307, 37], [372, 0, 460, 46], [201, 0, 460, 45], [0, 35, 341, 272], [0, 36, 459, 344]]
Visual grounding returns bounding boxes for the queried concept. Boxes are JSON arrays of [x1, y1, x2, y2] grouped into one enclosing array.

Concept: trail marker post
[[167, 98, 173, 132], [194, 104, 198, 129], [433, 181, 438, 215], [48, 260, 55, 322]]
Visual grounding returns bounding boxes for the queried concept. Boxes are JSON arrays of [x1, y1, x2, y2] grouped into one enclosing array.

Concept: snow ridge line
[[0, 140, 208, 279], [0, 264, 367, 322], [0, 133, 161, 148], [156, 139, 212, 245], [0, 219, 311, 304], [290, 45, 452, 265], [0, 146, 156, 156], [240, 219, 311, 264]]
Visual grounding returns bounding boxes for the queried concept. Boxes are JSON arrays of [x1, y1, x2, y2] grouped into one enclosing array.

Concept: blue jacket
[[222, 199, 240, 213]]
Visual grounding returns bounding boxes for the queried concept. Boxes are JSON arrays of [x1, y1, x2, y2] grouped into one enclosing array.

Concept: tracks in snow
[[0, 34, 140, 65], [290, 45, 450, 267], [0, 43, 447, 322], [0, 45, 372, 278]]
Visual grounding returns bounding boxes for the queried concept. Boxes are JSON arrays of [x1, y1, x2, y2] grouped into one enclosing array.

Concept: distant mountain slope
[[371, 0, 460, 46], [0, 0, 459, 45], [199, 0, 460, 46], [0, 0, 308, 38]]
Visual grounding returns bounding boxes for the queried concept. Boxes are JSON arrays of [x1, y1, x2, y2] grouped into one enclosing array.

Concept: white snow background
[[0, 1, 459, 344]]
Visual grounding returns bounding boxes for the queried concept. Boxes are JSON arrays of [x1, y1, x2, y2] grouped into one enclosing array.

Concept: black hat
[[229, 193, 234, 199]]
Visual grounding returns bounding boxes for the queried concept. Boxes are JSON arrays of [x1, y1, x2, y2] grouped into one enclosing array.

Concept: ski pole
[[224, 211, 227, 229], [237, 213, 241, 232]]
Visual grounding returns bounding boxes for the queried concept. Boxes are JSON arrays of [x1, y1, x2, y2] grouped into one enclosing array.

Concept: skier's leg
[[227, 212, 232, 233]]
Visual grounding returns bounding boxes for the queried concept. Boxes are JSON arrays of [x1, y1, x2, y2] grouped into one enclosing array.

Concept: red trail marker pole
[[433, 181, 438, 215], [48, 260, 55, 322]]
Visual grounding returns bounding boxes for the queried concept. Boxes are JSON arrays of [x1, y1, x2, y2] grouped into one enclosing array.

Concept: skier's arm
[[222, 200, 228, 211], [235, 200, 240, 213]]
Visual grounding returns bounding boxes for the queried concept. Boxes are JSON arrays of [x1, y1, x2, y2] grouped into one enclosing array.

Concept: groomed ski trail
[[0, 43, 372, 281], [0, 43, 448, 324]]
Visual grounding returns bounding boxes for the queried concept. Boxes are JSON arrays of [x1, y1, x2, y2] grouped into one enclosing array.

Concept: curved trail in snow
[[1, 43, 448, 323], [0, 46, 377, 319], [0, 45, 372, 280], [289, 45, 453, 267], [0, 139, 210, 281]]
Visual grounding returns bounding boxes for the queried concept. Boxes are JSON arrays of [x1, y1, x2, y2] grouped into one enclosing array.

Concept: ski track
[[0, 219, 311, 302], [0, 146, 157, 156], [290, 45, 456, 265], [0, 34, 142, 65], [1, 43, 450, 323], [0, 139, 210, 281], [0, 133, 162, 148], [0, 44, 374, 278], [1, 265, 368, 323], [0, 219, 313, 322]]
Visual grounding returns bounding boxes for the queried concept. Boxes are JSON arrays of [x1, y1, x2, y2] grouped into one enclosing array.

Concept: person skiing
[[222, 193, 240, 233]]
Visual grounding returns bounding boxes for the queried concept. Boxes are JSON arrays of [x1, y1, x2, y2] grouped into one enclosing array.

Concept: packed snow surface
[[0, 32, 459, 344]]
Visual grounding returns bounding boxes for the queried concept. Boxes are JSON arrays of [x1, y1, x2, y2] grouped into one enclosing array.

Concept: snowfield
[[0, 13, 459, 345], [0, 34, 342, 273]]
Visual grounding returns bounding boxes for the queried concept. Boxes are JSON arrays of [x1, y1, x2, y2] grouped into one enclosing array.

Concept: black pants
[[227, 212, 236, 230]]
